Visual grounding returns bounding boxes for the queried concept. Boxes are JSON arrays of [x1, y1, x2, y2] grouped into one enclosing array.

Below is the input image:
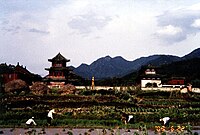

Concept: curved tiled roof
[[48, 53, 70, 62]]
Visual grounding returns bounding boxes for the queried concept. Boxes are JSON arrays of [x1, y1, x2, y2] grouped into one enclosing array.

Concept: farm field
[[0, 89, 200, 134]]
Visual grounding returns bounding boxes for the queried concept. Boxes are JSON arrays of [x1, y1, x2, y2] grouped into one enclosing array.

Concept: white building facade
[[141, 68, 162, 88]]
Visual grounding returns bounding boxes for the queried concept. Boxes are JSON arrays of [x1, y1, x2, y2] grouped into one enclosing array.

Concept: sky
[[1, 0, 200, 76]]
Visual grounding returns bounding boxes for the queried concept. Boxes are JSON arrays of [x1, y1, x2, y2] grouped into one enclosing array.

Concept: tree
[[30, 82, 51, 95], [145, 83, 152, 87], [5, 79, 29, 94], [153, 83, 157, 87], [57, 84, 76, 95]]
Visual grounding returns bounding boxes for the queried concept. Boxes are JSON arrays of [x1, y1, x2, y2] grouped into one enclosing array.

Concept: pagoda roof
[[48, 53, 70, 62]]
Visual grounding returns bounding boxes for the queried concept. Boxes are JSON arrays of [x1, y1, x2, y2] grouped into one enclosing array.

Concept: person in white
[[160, 117, 170, 127], [26, 117, 37, 126], [47, 109, 56, 125], [127, 115, 133, 123], [121, 113, 134, 125]]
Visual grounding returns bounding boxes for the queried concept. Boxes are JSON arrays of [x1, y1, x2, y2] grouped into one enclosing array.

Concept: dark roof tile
[[49, 52, 70, 62]]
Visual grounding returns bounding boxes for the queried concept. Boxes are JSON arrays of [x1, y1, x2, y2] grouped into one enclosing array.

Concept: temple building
[[140, 67, 162, 88], [43, 53, 72, 88], [0, 62, 41, 92], [0, 62, 38, 85]]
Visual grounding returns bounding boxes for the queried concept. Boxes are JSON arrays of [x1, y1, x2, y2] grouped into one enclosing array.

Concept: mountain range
[[73, 48, 200, 80]]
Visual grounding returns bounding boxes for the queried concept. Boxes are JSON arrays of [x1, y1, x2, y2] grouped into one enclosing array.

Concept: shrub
[[4, 79, 29, 95], [30, 82, 51, 95], [57, 84, 76, 95]]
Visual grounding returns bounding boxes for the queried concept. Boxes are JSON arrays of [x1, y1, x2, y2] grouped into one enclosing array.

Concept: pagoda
[[44, 53, 71, 88]]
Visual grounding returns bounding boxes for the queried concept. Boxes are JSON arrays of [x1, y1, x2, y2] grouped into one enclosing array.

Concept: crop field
[[0, 89, 200, 131]]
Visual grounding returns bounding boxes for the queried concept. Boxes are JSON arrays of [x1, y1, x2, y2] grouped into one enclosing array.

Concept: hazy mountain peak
[[74, 48, 200, 79]]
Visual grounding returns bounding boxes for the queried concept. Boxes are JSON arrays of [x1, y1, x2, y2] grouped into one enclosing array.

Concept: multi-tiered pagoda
[[44, 53, 72, 88]]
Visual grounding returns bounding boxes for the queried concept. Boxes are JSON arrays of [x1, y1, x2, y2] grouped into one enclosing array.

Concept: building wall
[[168, 79, 185, 85], [2, 73, 18, 84], [141, 79, 161, 87], [49, 82, 65, 88]]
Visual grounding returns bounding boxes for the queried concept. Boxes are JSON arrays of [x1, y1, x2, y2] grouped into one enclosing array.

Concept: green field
[[0, 89, 200, 129]]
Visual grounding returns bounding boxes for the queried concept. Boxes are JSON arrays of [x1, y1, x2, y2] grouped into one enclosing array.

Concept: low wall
[[141, 87, 187, 93], [75, 86, 200, 93], [75, 86, 136, 91], [141, 87, 200, 93], [192, 88, 200, 93]]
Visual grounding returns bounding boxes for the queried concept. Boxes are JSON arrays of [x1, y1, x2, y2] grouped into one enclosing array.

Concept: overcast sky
[[1, 0, 200, 76]]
